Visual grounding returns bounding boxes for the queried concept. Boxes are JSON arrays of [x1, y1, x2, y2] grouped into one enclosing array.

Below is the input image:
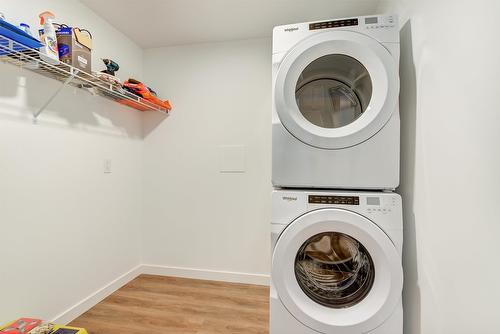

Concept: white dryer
[[271, 189, 403, 334], [272, 15, 400, 190]]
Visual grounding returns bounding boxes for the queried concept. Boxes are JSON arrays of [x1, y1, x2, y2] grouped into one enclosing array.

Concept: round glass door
[[295, 232, 375, 308], [295, 55, 373, 129], [271, 208, 403, 334], [274, 30, 399, 149]]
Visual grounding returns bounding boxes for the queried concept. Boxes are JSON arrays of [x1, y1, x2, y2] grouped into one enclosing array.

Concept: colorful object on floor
[[50, 325, 88, 334], [0, 320, 88, 334], [0, 318, 42, 334], [26, 323, 54, 334], [123, 78, 172, 111]]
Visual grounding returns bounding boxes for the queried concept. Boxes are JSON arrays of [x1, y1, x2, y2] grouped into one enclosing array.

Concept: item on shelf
[[19, 23, 33, 37], [0, 19, 43, 55], [123, 78, 172, 111], [148, 86, 158, 96], [94, 71, 122, 88], [1, 29, 170, 115], [101, 58, 119, 76], [0, 318, 42, 334], [38, 11, 59, 64], [117, 99, 151, 111], [56, 25, 92, 73]]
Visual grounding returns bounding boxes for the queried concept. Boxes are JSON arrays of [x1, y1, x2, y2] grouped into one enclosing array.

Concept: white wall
[[0, 0, 145, 323], [142, 38, 272, 282], [379, 0, 500, 333], [8, 1, 500, 331]]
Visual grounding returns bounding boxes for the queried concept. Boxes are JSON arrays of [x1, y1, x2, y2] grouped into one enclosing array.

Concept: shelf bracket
[[33, 69, 79, 123]]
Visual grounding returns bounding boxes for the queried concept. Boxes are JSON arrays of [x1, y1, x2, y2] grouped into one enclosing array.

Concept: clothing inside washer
[[295, 232, 375, 308]]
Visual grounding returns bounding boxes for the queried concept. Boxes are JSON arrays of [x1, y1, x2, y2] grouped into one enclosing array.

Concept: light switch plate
[[104, 159, 112, 174], [218, 145, 245, 173]]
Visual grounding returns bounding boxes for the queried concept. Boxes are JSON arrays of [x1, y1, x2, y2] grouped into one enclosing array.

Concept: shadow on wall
[[0, 63, 161, 139], [143, 107, 169, 138], [398, 20, 421, 334]]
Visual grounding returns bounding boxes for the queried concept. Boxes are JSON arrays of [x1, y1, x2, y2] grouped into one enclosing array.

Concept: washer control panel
[[365, 195, 398, 215], [309, 18, 358, 30], [306, 193, 400, 218]]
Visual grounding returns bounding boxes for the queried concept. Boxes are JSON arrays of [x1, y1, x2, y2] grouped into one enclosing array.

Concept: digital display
[[309, 195, 360, 205], [365, 17, 378, 24], [366, 197, 381, 206], [309, 18, 358, 30]]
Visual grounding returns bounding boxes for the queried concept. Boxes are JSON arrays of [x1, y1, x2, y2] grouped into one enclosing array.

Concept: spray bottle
[[38, 11, 59, 64]]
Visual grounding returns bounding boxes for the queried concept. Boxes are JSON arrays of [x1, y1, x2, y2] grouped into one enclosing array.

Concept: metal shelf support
[[33, 68, 79, 123]]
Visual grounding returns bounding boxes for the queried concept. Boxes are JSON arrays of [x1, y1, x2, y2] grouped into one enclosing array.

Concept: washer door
[[272, 209, 403, 334], [274, 30, 399, 149]]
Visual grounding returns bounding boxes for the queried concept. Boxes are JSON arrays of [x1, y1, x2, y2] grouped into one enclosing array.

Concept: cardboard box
[[56, 26, 92, 73]]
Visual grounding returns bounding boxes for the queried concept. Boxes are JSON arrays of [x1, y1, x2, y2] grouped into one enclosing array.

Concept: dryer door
[[274, 30, 399, 149], [272, 208, 402, 334]]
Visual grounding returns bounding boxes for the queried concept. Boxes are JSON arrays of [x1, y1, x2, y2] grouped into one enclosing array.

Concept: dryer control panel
[[364, 15, 397, 30], [309, 195, 359, 205]]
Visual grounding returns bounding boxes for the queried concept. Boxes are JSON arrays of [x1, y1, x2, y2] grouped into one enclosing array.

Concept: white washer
[[271, 189, 403, 334], [272, 15, 400, 190]]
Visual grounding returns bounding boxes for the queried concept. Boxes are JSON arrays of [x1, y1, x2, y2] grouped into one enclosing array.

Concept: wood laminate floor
[[70, 274, 270, 334]]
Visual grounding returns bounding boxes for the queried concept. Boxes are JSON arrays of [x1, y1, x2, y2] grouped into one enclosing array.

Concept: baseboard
[[51, 265, 143, 325], [50, 264, 269, 324], [141, 264, 270, 286]]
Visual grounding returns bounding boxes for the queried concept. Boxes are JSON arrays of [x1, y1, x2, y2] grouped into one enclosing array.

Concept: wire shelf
[[0, 35, 170, 115]]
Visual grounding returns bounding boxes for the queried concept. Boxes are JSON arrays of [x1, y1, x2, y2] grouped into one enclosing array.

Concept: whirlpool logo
[[284, 27, 299, 32], [282, 196, 298, 201]]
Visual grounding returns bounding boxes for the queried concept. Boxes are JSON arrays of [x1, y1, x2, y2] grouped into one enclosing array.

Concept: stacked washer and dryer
[[271, 15, 403, 334]]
